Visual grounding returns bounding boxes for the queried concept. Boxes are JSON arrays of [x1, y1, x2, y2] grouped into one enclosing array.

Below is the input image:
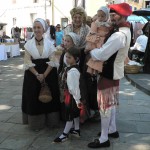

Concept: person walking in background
[[45, 19, 56, 45], [54, 47, 82, 143], [87, 3, 132, 148], [129, 29, 148, 61], [56, 24, 64, 46], [22, 18, 60, 131], [2, 31, 10, 39]]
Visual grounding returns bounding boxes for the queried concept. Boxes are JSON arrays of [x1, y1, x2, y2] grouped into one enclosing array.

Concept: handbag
[[39, 79, 52, 103]]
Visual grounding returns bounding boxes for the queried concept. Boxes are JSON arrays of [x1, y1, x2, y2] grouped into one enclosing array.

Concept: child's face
[[66, 52, 76, 66], [63, 36, 74, 50], [97, 10, 106, 22]]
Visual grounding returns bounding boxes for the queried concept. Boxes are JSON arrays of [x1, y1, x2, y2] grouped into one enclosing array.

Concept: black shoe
[[88, 139, 110, 148], [70, 129, 80, 137], [97, 131, 119, 138], [53, 133, 68, 143]]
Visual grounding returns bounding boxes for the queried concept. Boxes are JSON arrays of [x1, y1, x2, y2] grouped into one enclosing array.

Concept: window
[[134, 0, 139, 3], [13, 18, 16, 26], [145, 1, 150, 8], [33, 0, 38, 3], [61, 18, 68, 29], [73, 0, 85, 8], [147, 5, 150, 8], [30, 13, 37, 24]]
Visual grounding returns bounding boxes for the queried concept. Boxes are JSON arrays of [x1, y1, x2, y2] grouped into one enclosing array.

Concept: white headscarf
[[98, 6, 110, 21], [33, 18, 48, 32], [66, 32, 80, 47]]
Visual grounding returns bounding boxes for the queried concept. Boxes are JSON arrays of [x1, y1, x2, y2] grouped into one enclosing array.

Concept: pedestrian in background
[[56, 24, 64, 46], [45, 19, 56, 45]]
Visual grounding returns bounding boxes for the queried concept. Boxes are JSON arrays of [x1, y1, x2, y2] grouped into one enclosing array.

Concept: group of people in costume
[[22, 3, 132, 148]]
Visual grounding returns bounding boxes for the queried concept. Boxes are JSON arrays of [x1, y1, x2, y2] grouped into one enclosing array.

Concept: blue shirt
[[56, 30, 64, 46]]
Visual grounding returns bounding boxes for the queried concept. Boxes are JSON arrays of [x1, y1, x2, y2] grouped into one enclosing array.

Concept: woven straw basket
[[124, 65, 142, 74], [39, 82, 52, 103]]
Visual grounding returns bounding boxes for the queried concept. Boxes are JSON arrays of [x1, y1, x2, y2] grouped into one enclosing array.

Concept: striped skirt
[[97, 77, 119, 116]]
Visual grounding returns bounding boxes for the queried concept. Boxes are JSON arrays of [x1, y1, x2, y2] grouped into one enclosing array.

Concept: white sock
[[99, 112, 111, 143], [74, 117, 80, 130], [109, 106, 117, 134], [59, 121, 73, 138]]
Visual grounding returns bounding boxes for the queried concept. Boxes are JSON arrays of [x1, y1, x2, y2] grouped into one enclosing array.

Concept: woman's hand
[[37, 74, 45, 83]]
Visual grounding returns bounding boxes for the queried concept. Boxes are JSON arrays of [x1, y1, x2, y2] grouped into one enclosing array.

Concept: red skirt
[[97, 77, 119, 114]]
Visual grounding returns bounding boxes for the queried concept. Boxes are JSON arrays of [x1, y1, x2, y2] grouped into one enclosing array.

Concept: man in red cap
[[88, 3, 132, 148]]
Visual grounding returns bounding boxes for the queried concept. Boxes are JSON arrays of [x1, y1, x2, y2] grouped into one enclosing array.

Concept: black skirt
[[64, 90, 80, 121], [22, 58, 60, 115], [83, 53, 98, 111]]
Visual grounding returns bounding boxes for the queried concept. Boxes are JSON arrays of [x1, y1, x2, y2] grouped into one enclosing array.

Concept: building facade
[[1, 0, 148, 37], [127, 0, 150, 10], [0, 0, 109, 37]]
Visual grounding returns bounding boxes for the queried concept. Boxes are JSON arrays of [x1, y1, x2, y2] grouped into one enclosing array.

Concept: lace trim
[[46, 61, 59, 68], [24, 63, 36, 70]]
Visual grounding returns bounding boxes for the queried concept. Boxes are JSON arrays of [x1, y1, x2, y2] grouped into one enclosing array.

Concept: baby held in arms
[[85, 6, 112, 75]]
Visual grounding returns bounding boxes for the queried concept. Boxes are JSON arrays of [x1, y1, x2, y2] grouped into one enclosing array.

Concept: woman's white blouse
[[67, 68, 81, 104], [24, 37, 59, 70]]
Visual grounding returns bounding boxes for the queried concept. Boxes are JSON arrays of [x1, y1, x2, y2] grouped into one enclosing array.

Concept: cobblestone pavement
[[0, 56, 150, 150]]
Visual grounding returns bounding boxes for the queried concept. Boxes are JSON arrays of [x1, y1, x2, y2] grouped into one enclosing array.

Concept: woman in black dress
[[64, 7, 99, 122], [22, 18, 60, 131]]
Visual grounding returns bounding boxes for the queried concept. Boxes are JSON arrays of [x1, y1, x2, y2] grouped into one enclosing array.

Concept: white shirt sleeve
[[67, 68, 81, 104], [90, 31, 127, 61], [46, 42, 59, 68], [131, 35, 148, 52]]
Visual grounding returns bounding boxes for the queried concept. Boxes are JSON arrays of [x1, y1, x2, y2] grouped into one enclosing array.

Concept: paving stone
[[140, 114, 150, 122], [0, 112, 15, 122], [0, 122, 14, 132], [0, 132, 10, 144], [7, 112, 22, 124], [119, 105, 150, 114], [8, 106, 21, 113], [128, 100, 150, 107], [133, 94, 150, 101], [113, 142, 150, 150], [12, 95, 22, 100], [117, 113, 141, 121], [9, 98, 21, 107], [0, 97, 10, 103], [136, 121, 150, 134], [119, 133, 150, 144], [1, 54, 150, 150], [0, 134, 36, 150], [117, 120, 138, 133], [0, 104, 12, 112], [7, 124, 43, 136], [119, 94, 133, 100]]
